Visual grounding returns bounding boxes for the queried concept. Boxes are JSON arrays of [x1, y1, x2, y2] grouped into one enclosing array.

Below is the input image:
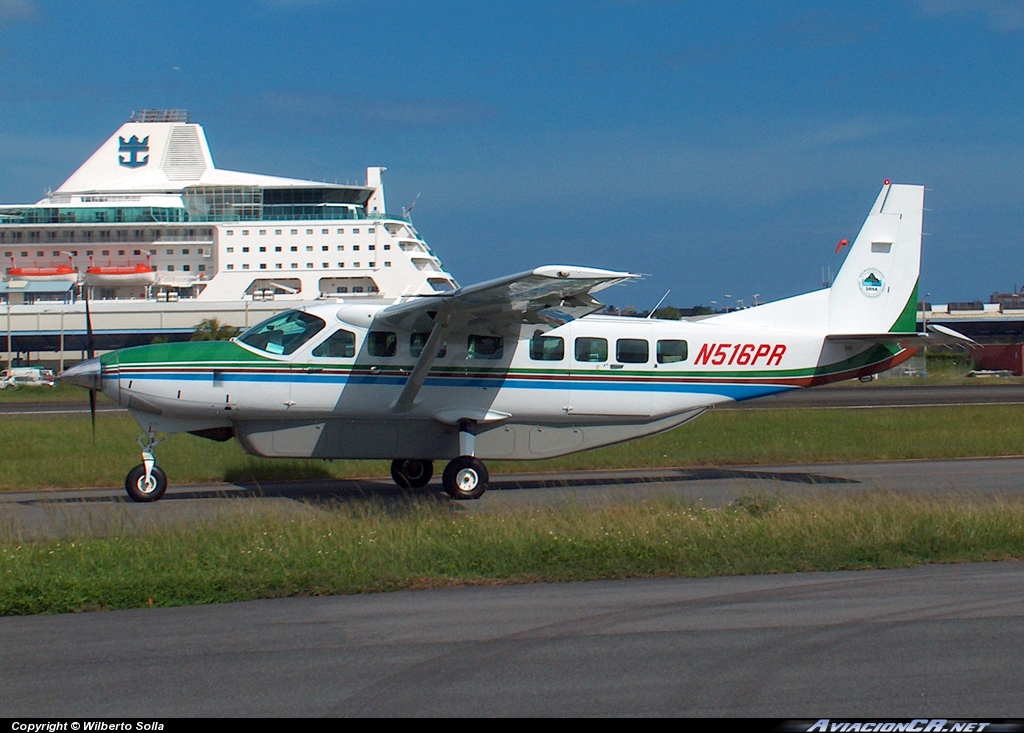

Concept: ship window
[[468, 335, 503, 360], [275, 230, 282, 235], [367, 331, 397, 357], [337, 229, 344, 234], [240, 311, 326, 356], [259, 264, 266, 269], [275, 246, 281, 252], [102, 250, 110, 256], [242, 264, 250, 270], [53, 250, 60, 256], [242, 247, 249, 253], [291, 229, 298, 235], [306, 246, 313, 252], [384, 244, 391, 250], [337, 245, 344, 251], [321, 229, 328, 235], [338, 263, 344, 268], [617, 338, 649, 364], [226, 264, 234, 270], [306, 263, 313, 268], [657, 340, 688, 364], [226, 230, 234, 236], [353, 229, 360, 234], [575, 337, 608, 362], [384, 261, 391, 267], [183, 265, 191, 272], [259, 247, 266, 253], [226, 247, 234, 253], [242, 230, 249, 236], [259, 230, 266, 236], [410, 332, 447, 358], [85, 250, 93, 256], [198, 265, 206, 272], [306, 229, 313, 235], [291, 263, 297, 268], [322, 245, 328, 251], [368, 245, 375, 251], [182, 249, 190, 255], [164, 249, 172, 255], [368, 228, 375, 234], [313, 329, 356, 358], [134, 250, 141, 256], [275, 263, 282, 269], [353, 262, 360, 268], [337, 287, 348, 293], [353, 245, 360, 251], [530, 334, 565, 361], [3, 252, 9, 258], [353, 286, 363, 293], [149, 250, 156, 255], [290, 246, 297, 252], [167, 265, 175, 271], [322, 263, 328, 268], [118, 250, 125, 256]]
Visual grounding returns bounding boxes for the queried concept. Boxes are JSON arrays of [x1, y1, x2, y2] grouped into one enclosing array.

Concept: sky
[[1, 0, 1023, 310]]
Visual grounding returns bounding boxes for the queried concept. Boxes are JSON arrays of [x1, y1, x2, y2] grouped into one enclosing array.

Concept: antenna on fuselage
[[647, 290, 671, 318]]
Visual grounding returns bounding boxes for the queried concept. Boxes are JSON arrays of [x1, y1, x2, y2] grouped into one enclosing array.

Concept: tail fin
[[828, 182, 924, 335]]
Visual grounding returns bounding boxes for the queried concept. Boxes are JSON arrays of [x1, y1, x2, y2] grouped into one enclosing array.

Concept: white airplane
[[64, 182, 932, 502]]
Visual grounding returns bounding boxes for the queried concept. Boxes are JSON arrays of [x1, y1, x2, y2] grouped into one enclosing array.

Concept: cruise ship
[[0, 110, 458, 363]]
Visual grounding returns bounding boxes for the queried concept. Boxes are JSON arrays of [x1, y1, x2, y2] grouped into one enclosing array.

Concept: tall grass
[[2, 492, 1024, 615]]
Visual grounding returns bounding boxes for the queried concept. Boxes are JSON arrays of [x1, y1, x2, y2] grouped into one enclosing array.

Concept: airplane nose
[[61, 356, 103, 391]]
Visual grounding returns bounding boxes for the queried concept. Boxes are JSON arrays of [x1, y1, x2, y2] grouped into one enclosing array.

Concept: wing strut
[[391, 302, 452, 412]]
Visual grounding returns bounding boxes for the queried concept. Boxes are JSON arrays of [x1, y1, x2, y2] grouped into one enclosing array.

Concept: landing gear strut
[[441, 419, 489, 500], [125, 430, 168, 502]]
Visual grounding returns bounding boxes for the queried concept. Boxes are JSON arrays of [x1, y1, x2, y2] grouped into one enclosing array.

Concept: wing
[[381, 265, 638, 412]]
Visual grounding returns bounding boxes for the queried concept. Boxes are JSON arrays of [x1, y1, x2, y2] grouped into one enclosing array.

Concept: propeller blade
[[84, 286, 96, 441]]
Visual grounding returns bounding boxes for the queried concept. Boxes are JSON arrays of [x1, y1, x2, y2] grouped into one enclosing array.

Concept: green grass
[[3, 491, 1023, 615], [2, 404, 1024, 491]]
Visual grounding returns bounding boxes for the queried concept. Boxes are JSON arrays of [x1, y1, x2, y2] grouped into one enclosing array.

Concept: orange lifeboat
[[84, 260, 157, 287], [6, 263, 78, 282]]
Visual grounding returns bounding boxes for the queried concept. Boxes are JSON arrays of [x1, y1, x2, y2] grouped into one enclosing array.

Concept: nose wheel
[[125, 431, 168, 502], [442, 456, 489, 500]]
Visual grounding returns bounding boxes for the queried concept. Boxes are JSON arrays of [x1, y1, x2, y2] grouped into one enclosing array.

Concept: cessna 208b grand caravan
[[65, 182, 929, 502]]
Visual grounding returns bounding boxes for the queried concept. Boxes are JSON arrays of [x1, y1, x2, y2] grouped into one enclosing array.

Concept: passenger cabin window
[[312, 329, 356, 358], [410, 332, 447, 358], [239, 311, 326, 356], [367, 331, 397, 357], [616, 338, 649, 364], [575, 337, 608, 362], [657, 339, 688, 364], [467, 334, 503, 360], [530, 334, 564, 361]]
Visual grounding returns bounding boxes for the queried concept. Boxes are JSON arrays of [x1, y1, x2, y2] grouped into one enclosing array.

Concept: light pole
[[724, 294, 732, 312], [752, 293, 760, 307]]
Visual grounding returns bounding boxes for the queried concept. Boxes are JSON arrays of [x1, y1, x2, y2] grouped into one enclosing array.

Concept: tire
[[442, 456, 488, 500], [125, 464, 168, 503], [390, 459, 433, 489]]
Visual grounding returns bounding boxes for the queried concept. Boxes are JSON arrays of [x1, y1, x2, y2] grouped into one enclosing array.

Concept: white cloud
[[0, 0, 36, 24], [913, 0, 1024, 31]]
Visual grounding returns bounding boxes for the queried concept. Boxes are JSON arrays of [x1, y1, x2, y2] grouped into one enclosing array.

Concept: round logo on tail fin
[[858, 269, 885, 297]]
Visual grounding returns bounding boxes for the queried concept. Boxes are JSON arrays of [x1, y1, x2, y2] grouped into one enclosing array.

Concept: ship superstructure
[[0, 110, 458, 359]]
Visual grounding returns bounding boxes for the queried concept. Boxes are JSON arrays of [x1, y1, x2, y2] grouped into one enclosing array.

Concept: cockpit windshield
[[238, 310, 326, 355]]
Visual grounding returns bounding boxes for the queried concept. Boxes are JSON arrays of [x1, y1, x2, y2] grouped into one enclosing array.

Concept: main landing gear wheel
[[125, 464, 168, 503], [391, 459, 434, 489], [442, 456, 488, 500]]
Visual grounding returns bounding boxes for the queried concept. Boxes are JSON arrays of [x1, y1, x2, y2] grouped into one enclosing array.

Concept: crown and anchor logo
[[117, 135, 150, 168]]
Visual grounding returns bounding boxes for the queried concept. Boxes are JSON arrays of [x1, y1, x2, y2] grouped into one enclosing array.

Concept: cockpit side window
[[239, 311, 326, 355], [312, 329, 356, 358]]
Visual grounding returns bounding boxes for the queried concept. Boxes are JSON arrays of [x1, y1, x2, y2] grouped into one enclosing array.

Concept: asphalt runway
[[1, 562, 1022, 716]]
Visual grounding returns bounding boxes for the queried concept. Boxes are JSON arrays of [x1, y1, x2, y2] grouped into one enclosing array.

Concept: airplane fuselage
[[96, 304, 913, 462]]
